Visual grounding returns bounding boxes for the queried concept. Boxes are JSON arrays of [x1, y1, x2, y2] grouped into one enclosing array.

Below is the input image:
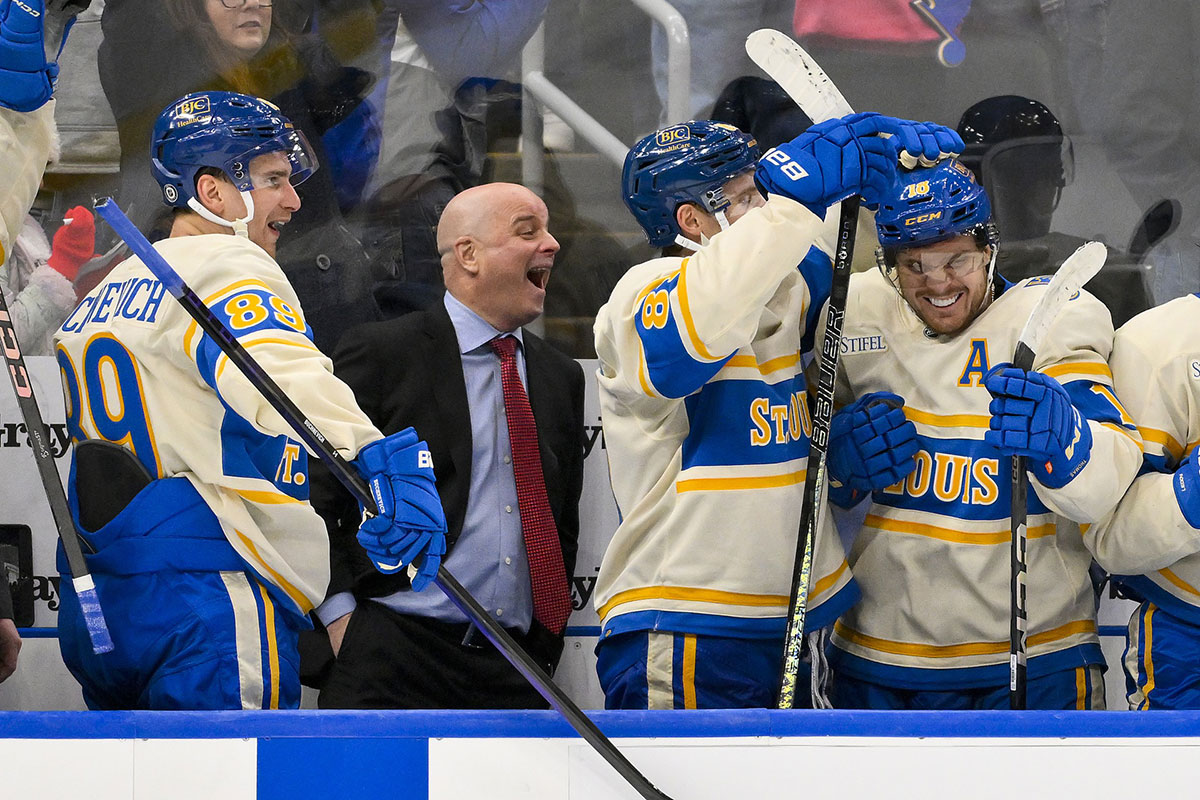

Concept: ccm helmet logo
[[905, 211, 943, 226], [656, 126, 691, 147], [175, 96, 211, 118]]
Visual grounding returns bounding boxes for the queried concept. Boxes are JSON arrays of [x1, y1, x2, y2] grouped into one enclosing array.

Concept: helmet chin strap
[[673, 209, 732, 253], [187, 190, 255, 239]]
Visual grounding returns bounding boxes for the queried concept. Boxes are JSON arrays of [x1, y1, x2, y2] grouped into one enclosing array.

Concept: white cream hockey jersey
[[828, 268, 1142, 689], [592, 195, 859, 641], [1, 101, 55, 267], [1087, 294, 1200, 624], [54, 234, 381, 617]]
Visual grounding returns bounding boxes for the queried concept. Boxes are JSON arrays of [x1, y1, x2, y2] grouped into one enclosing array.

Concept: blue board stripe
[[258, 736, 428, 800], [6, 709, 1200, 740]]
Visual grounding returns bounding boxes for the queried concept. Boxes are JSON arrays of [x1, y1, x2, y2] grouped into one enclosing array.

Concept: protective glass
[[232, 130, 319, 193], [894, 248, 989, 285], [218, 0, 272, 8], [959, 135, 1073, 241]]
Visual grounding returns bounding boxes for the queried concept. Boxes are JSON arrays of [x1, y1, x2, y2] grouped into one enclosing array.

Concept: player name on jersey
[[60, 276, 167, 332]]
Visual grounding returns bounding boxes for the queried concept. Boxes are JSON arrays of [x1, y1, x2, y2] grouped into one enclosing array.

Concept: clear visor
[[231, 129, 318, 193], [894, 248, 990, 286]]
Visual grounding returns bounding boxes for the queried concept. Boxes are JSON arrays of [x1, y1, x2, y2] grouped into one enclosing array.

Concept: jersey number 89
[[57, 334, 160, 477]]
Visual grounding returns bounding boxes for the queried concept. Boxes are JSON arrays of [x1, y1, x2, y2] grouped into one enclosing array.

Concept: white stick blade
[[1016, 240, 1107, 357], [745, 28, 854, 123]]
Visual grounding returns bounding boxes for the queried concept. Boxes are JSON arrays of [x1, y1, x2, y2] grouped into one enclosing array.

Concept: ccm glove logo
[[763, 148, 809, 181]]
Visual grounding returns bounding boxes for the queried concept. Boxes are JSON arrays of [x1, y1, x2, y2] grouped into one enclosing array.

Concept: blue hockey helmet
[[622, 120, 761, 248], [150, 91, 317, 210], [874, 158, 997, 265]]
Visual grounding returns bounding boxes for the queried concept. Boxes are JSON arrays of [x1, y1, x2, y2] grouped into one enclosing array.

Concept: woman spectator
[[97, 0, 379, 350]]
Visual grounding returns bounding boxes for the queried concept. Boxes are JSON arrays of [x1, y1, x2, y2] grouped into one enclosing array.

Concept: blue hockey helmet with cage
[[874, 158, 996, 265], [150, 91, 317, 210], [622, 120, 761, 248]]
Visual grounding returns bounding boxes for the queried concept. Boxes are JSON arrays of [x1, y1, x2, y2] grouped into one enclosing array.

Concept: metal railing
[[520, 0, 690, 194]]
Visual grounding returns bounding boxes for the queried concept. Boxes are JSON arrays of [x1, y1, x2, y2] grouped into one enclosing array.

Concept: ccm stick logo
[[0, 310, 32, 399]]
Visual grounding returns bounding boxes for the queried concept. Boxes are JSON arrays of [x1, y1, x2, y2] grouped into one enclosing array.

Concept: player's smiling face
[[895, 234, 992, 335], [473, 187, 559, 331], [245, 151, 301, 257]]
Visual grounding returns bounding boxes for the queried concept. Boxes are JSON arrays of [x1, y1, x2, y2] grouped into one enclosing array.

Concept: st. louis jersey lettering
[[825, 268, 1140, 688]]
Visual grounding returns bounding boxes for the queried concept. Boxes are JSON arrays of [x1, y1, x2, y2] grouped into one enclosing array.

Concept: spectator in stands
[[3, 207, 96, 355], [350, 1, 550, 317], [649, 0, 793, 122], [97, 0, 378, 351]]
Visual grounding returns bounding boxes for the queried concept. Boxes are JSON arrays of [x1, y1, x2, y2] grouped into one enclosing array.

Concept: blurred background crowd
[[15, 0, 1197, 359]]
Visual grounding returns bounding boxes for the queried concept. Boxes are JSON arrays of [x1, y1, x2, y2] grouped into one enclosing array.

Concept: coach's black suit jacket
[[311, 300, 586, 669]]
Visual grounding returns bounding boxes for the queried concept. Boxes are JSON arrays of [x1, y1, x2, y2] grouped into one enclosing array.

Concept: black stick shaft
[[778, 196, 858, 708], [1009, 341, 1034, 710], [95, 197, 673, 800], [0, 292, 113, 653]]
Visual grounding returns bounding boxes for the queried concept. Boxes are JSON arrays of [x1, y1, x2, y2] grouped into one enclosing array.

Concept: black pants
[[317, 600, 552, 710]]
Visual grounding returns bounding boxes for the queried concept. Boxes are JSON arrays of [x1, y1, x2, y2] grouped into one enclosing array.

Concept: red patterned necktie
[[489, 335, 572, 635]]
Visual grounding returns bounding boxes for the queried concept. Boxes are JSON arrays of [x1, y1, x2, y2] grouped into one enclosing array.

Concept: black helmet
[[956, 95, 1072, 240]]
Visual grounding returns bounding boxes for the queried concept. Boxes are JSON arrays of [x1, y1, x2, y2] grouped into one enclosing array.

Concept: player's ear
[[455, 235, 480, 276], [194, 173, 228, 216], [675, 202, 706, 242]]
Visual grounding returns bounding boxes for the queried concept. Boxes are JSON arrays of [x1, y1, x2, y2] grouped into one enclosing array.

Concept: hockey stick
[[1007, 240, 1106, 709], [745, 28, 857, 709], [94, 198, 673, 800], [0, 293, 113, 654], [1127, 198, 1180, 263]]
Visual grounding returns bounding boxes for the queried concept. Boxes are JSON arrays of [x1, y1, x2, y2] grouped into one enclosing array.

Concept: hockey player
[[0, 0, 85, 262], [592, 114, 964, 709], [1085, 299, 1200, 709], [52, 90, 447, 710], [1, 0, 94, 684], [824, 158, 1141, 709]]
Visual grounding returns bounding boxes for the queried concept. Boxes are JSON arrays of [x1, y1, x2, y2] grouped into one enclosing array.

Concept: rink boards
[[5, 709, 1200, 799]]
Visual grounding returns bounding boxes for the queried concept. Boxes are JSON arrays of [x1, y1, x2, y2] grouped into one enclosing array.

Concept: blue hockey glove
[[353, 427, 447, 590], [1173, 450, 1200, 529], [755, 111, 899, 215], [983, 364, 1093, 489], [828, 391, 920, 497], [890, 121, 964, 169], [0, 0, 81, 112]]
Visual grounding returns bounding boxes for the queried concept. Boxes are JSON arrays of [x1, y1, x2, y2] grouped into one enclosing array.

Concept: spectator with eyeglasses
[[819, 157, 1140, 710], [95, 0, 382, 353]]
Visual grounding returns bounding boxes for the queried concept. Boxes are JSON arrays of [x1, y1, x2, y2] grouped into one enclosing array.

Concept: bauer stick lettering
[[746, 27, 857, 710]]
